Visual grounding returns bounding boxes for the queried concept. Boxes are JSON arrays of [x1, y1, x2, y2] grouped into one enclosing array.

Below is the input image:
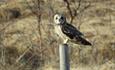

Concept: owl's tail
[[75, 36, 92, 46]]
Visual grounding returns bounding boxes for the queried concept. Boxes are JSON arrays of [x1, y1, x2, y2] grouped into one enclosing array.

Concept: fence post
[[59, 44, 70, 70]]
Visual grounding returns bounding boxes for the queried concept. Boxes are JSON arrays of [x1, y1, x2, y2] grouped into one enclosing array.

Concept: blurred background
[[0, 0, 115, 70]]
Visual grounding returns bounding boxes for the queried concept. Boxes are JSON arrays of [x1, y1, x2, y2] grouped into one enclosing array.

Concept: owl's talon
[[63, 39, 69, 44]]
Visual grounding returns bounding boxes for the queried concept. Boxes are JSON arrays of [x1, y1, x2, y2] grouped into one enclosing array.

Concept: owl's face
[[54, 14, 66, 25]]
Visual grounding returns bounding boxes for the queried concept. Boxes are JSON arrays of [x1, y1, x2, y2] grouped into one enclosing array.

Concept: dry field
[[0, 0, 115, 70]]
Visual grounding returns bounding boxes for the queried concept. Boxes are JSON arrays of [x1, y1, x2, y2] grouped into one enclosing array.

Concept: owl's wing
[[61, 23, 91, 45], [61, 23, 83, 39]]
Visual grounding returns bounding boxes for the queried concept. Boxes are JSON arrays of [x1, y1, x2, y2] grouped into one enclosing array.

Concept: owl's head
[[54, 14, 66, 25]]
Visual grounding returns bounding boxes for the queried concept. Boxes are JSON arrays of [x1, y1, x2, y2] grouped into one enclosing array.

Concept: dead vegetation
[[0, 0, 115, 70]]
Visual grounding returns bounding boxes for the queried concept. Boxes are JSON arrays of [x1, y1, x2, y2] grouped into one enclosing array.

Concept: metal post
[[59, 44, 70, 70]]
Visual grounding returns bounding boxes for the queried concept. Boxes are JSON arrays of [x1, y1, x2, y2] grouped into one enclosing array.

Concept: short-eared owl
[[54, 13, 91, 45]]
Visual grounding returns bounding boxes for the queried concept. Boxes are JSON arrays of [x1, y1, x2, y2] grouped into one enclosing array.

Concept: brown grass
[[0, 0, 115, 70]]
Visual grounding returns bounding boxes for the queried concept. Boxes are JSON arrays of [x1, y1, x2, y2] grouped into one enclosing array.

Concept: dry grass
[[0, 0, 115, 70]]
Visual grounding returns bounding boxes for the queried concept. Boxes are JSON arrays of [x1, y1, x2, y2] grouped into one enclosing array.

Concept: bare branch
[[63, 0, 74, 23]]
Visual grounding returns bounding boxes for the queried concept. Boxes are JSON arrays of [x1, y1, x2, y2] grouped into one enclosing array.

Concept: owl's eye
[[56, 17, 58, 20]]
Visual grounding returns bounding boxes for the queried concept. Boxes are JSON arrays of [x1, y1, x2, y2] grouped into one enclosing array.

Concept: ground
[[0, 0, 115, 70]]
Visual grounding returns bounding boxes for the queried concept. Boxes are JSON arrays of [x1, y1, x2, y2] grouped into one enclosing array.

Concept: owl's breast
[[55, 26, 67, 40]]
